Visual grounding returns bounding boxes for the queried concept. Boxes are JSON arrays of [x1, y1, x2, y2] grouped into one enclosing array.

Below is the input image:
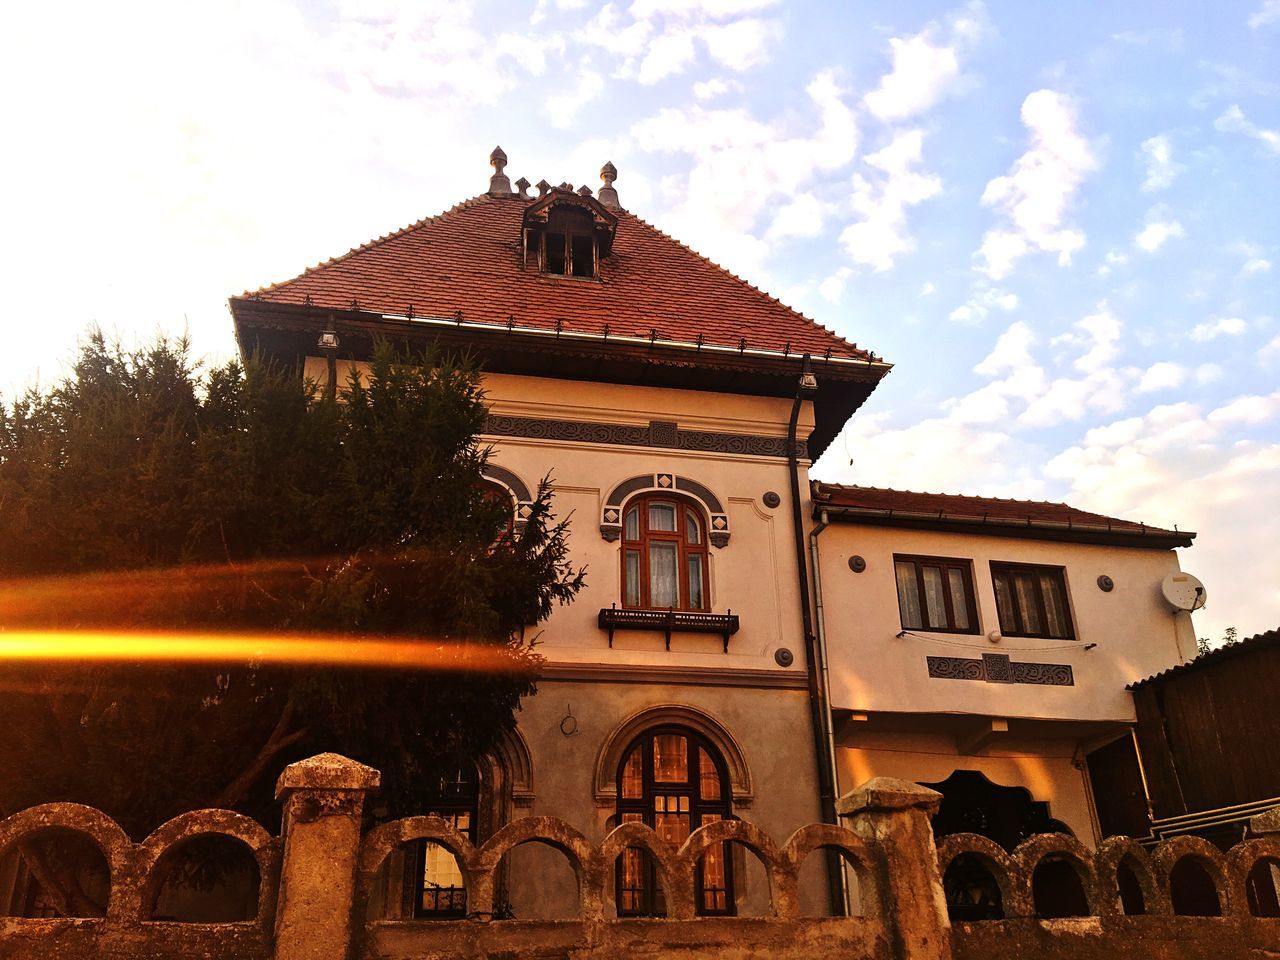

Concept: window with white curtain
[[893, 555, 979, 634], [621, 494, 710, 611]]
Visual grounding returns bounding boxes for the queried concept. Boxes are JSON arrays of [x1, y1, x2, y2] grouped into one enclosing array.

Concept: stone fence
[[0, 752, 1276, 960]]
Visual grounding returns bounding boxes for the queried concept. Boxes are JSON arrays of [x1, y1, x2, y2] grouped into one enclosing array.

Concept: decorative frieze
[[926, 652, 1074, 686], [483, 413, 804, 459]]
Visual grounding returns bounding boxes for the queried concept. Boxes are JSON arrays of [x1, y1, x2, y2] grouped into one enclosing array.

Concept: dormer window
[[522, 186, 618, 279]]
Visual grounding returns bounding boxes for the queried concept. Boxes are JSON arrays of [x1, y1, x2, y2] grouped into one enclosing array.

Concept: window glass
[[686, 510, 701, 544], [922, 565, 948, 629], [649, 543, 678, 607], [895, 560, 924, 629], [990, 564, 1074, 639], [545, 232, 567, 274], [653, 734, 688, 782], [624, 550, 641, 607], [621, 745, 644, 799], [947, 568, 971, 630], [700, 812, 728, 913], [648, 501, 677, 532], [687, 555, 704, 609], [698, 749, 721, 800], [624, 506, 639, 540]]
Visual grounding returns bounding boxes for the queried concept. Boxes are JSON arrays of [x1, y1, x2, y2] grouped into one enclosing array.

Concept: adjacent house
[[222, 148, 1206, 920]]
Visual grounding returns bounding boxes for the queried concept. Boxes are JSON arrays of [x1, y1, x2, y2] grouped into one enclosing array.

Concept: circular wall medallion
[[848, 555, 867, 573], [774, 648, 795, 667], [1097, 575, 1115, 593], [762, 491, 781, 508]]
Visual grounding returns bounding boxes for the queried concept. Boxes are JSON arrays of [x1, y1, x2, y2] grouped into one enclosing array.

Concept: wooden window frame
[[621, 493, 711, 612], [989, 562, 1076, 641], [528, 209, 598, 278], [615, 726, 735, 917], [893, 554, 980, 635]]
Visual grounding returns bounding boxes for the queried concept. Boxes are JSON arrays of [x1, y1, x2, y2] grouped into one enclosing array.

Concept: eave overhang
[[230, 298, 891, 460]]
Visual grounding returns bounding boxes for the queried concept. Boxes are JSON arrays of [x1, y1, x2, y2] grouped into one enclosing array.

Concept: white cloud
[[1240, 257, 1272, 276], [1135, 217, 1186, 253], [973, 320, 1035, 375], [1262, 336, 1280, 365], [977, 90, 1097, 280], [1189, 316, 1247, 341], [863, 2, 988, 121], [920, 281, 937, 296], [637, 28, 697, 83], [1140, 134, 1181, 191], [1196, 363, 1224, 384], [819, 267, 853, 303], [767, 192, 826, 241], [546, 68, 605, 128], [1208, 390, 1280, 425], [1248, 0, 1280, 28], [630, 68, 857, 279], [948, 286, 1019, 323], [1137, 361, 1187, 393], [839, 129, 942, 271], [692, 76, 741, 100], [1215, 104, 1280, 154]]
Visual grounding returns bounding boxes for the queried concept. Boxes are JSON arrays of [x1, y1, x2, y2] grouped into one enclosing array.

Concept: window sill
[[598, 605, 740, 652]]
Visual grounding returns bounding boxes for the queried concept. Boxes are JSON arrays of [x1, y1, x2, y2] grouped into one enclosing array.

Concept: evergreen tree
[[0, 331, 584, 839]]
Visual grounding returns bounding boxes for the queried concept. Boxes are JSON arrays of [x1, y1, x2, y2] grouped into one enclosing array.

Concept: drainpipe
[[786, 357, 843, 915], [809, 506, 850, 913]]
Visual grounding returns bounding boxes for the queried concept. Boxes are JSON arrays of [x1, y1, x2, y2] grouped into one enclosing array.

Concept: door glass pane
[[895, 560, 923, 629], [1013, 571, 1042, 634], [699, 813, 729, 913], [649, 543, 678, 607], [698, 749, 721, 799], [648, 502, 677, 532], [624, 550, 641, 607], [687, 554, 704, 609], [624, 506, 639, 540], [947, 568, 971, 630], [653, 734, 688, 782], [621, 745, 643, 799], [686, 510, 701, 543], [619, 813, 646, 914], [1040, 572, 1068, 637], [655, 806, 690, 846], [921, 566, 948, 629]]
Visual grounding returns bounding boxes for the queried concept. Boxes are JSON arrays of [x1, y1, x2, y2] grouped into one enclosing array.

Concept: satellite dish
[[1161, 572, 1206, 612]]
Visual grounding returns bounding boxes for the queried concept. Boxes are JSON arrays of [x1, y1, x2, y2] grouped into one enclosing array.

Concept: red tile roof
[[812, 482, 1194, 547], [234, 194, 872, 362]]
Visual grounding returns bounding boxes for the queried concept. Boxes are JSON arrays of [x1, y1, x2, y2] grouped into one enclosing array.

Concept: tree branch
[[17, 840, 105, 918], [209, 697, 307, 810]]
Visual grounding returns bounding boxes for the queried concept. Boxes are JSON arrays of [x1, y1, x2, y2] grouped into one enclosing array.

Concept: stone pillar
[[274, 753, 381, 960], [839, 777, 951, 960]]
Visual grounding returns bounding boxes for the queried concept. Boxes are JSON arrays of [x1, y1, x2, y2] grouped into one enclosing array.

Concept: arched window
[[480, 479, 517, 542], [616, 727, 733, 916], [621, 494, 710, 611], [413, 766, 479, 918]]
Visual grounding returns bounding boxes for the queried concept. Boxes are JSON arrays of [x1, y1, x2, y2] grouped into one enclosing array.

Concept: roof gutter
[[813, 502, 1194, 550]]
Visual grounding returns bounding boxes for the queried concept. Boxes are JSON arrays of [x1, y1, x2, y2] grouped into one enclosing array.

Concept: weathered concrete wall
[[0, 753, 1277, 960]]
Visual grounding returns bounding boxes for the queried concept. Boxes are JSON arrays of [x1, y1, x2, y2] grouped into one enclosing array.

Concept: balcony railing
[[597, 605, 740, 652]]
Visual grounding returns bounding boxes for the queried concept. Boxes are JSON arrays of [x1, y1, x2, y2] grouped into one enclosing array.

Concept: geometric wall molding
[[926, 653, 1074, 686]]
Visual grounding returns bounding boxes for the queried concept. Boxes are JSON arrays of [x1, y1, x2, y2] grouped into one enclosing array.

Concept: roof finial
[[535, 179, 551, 197], [488, 145, 513, 197], [514, 176, 531, 199], [599, 161, 620, 210]]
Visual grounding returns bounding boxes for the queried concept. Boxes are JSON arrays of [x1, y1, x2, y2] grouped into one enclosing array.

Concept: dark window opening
[[942, 853, 1004, 921], [1116, 857, 1146, 915], [1031, 856, 1089, 918], [1246, 857, 1280, 917], [990, 562, 1075, 640], [411, 765, 479, 919], [570, 234, 595, 277], [1169, 857, 1222, 916], [923, 770, 1070, 852], [615, 727, 733, 916], [893, 555, 979, 634], [545, 232, 568, 275]]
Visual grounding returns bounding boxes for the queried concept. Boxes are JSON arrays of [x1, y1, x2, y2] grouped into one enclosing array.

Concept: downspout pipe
[[786, 357, 843, 915]]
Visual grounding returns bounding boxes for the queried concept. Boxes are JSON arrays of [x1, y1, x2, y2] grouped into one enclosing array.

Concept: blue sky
[[1, 0, 1277, 641]]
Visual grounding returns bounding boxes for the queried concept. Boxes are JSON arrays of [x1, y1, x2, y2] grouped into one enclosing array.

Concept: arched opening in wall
[[615, 726, 734, 916], [1031, 855, 1089, 918], [922, 770, 1070, 852], [147, 835, 259, 922], [1116, 856, 1146, 915], [696, 840, 769, 917], [365, 840, 469, 920], [3, 830, 110, 918], [1169, 856, 1222, 917], [942, 854, 1004, 921], [1245, 856, 1280, 918], [796, 846, 867, 917], [612, 845, 669, 918], [495, 840, 580, 920]]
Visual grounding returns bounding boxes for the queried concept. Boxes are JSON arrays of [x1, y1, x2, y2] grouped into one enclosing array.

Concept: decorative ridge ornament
[[488, 145, 514, 197], [598, 161, 620, 210]]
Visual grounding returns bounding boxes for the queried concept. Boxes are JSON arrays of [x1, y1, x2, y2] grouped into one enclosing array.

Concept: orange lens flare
[[0, 631, 526, 671]]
